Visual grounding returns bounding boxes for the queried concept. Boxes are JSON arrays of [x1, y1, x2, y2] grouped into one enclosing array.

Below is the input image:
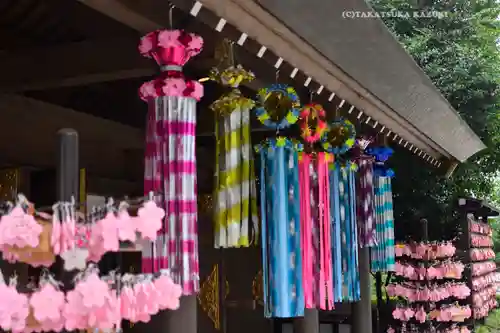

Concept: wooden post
[[375, 272, 383, 333], [56, 129, 79, 202], [293, 309, 319, 333], [458, 198, 474, 329], [352, 246, 372, 333], [56, 129, 79, 333], [160, 296, 198, 333]]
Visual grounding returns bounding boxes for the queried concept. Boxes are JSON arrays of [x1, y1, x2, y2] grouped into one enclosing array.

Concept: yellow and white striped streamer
[[213, 95, 258, 248]]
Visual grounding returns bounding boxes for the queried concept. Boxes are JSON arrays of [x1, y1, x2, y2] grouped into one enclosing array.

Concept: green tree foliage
[[369, 0, 500, 239]]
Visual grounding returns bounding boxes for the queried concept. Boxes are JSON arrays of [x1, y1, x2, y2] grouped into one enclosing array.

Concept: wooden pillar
[[352, 246, 372, 333], [293, 309, 319, 333], [56, 129, 79, 333], [56, 129, 79, 201], [139, 296, 197, 333], [166, 296, 198, 332]]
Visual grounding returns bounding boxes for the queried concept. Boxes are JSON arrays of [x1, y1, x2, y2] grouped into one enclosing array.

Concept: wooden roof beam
[[0, 37, 156, 92], [0, 94, 143, 180], [0, 36, 263, 92], [76, 0, 163, 33]]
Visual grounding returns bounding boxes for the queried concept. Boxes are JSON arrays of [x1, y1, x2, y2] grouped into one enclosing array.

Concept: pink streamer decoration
[[299, 154, 313, 308], [318, 153, 334, 310], [299, 153, 334, 310]]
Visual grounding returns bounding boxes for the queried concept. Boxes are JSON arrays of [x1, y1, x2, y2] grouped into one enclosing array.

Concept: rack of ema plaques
[[458, 197, 500, 327], [386, 218, 472, 333]]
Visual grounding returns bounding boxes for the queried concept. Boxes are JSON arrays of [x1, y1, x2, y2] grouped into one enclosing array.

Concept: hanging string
[[169, 4, 174, 30], [229, 39, 236, 67]]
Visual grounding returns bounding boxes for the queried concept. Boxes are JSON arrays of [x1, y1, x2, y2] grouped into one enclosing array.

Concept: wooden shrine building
[[0, 1, 486, 333]]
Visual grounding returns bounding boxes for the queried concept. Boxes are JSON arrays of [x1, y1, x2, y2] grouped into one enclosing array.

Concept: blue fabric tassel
[[259, 145, 304, 318]]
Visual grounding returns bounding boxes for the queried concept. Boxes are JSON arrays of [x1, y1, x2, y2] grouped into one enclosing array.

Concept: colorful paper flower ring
[[254, 137, 303, 153], [299, 103, 328, 143], [254, 84, 300, 129], [321, 118, 356, 154]]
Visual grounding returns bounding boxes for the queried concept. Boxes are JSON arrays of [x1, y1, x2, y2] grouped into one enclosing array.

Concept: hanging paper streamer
[[368, 146, 395, 272], [353, 137, 377, 248], [329, 165, 342, 303], [210, 65, 259, 248], [330, 162, 360, 302], [138, 29, 204, 294], [298, 152, 334, 310], [256, 138, 304, 318]]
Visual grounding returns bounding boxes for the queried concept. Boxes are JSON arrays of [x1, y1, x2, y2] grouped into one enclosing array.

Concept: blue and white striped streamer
[[331, 163, 360, 302], [371, 176, 395, 272], [259, 144, 304, 318]]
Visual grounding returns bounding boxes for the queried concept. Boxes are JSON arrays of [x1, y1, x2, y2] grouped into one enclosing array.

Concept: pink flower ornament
[[30, 283, 65, 323], [78, 273, 109, 308], [415, 307, 426, 323], [119, 285, 136, 321], [154, 274, 182, 310], [60, 216, 76, 253], [98, 212, 120, 252], [117, 210, 137, 242], [139, 81, 157, 101], [158, 30, 182, 49], [51, 215, 62, 255], [138, 31, 157, 57], [162, 78, 186, 96], [402, 308, 415, 321], [190, 80, 204, 100], [0, 284, 29, 332], [0, 206, 42, 248], [392, 308, 404, 321], [136, 201, 165, 240], [187, 34, 203, 54]]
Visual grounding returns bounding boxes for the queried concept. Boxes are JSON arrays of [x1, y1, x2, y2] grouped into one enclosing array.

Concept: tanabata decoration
[[394, 261, 465, 280], [0, 194, 166, 270], [330, 161, 360, 302], [472, 285, 496, 308], [368, 146, 395, 272], [386, 282, 470, 302], [469, 218, 492, 235], [298, 104, 328, 143], [387, 324, 471, 333], [210, 65, 259, 248], [395, 242, 456, 260], [392, 305, 472, 323], [255, 84, 300, 129], [298, 152, 334, 310], [469, 248, 495, 261], [467, 213, 497, 321], [471, 261, 496, 276], [321, 118, 356, 155], [352, 137, 377, 248], [0, 266, 182, 332], [470, 234, 493, 247], [255, 138, 304, 318], [471, 272, 500, 291], [139, 29, 204, 294], [473, 297, 498, 319], [0, 195, 55, 267]]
